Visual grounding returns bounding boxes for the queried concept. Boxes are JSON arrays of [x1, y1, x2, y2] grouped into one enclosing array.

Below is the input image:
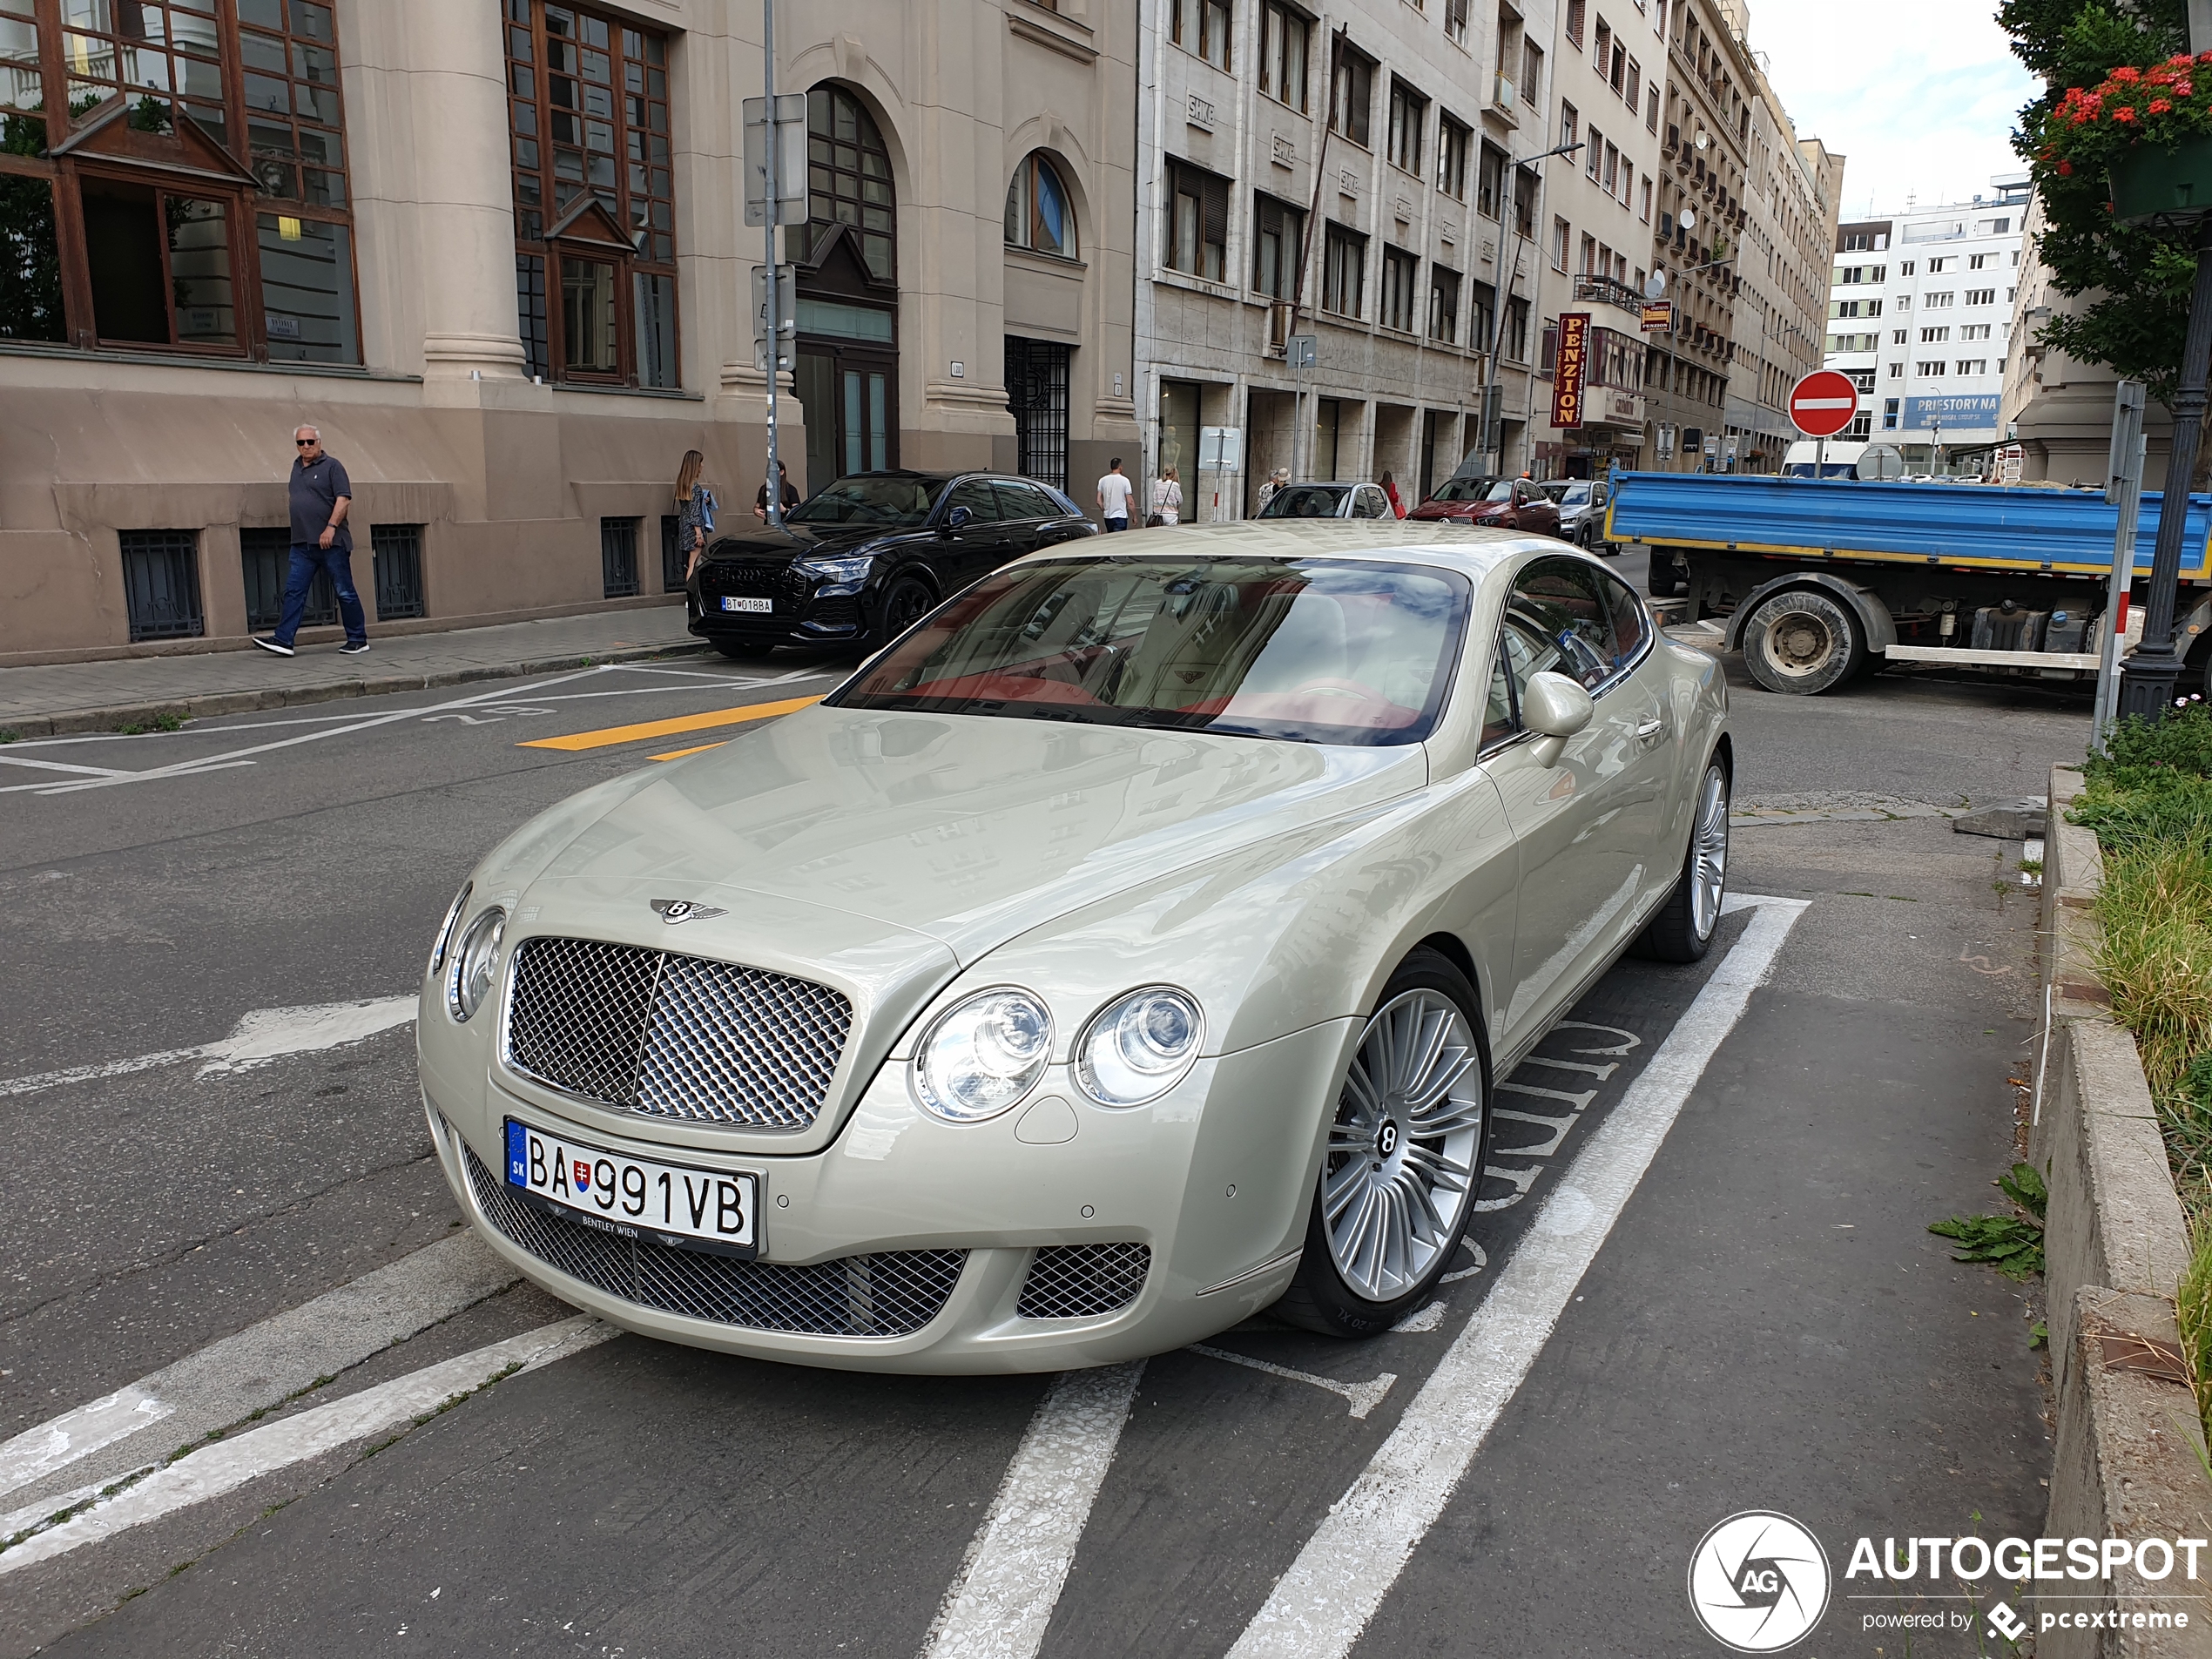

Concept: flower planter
[[2111, 133, 2212, 225]]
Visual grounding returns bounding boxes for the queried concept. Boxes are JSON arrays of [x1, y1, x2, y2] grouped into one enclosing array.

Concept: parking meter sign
[[1789, 371, 1859, 439]]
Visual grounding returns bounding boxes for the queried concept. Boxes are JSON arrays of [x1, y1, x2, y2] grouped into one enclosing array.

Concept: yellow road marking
[[518, 694, 823, 752], [649, 740, 729, 762]]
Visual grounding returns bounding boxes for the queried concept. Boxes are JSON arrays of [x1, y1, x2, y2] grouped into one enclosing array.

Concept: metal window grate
[[506, 936, 853, 1131], [1005, 336, 1069, 492], [371, 523, 426, 620], [120, 529, 205, 642], [1016, 1243, 1150, 1319], [239, 526, 334, 632], [462, 1143, 964, 1336], [660, 513, 685, 592], [516, 253, 549, 381], [601, 516, 640, 598]]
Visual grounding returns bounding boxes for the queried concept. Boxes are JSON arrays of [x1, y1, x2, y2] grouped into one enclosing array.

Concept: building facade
[[1824, 179, 2027, 473], [1132, 0, 1558, 516], [0, 0, 1138, 661]]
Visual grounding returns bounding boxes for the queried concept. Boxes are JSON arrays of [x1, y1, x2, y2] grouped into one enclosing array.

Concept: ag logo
[[1687, 1511, 1831, 1652], [650, 899, 726, 927]]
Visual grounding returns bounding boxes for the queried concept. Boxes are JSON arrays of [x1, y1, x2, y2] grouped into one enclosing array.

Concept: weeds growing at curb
[[0, 728, 18, 744], [2179, 1225, 2212, 1442], [1930, 1163, 2047, 1280]]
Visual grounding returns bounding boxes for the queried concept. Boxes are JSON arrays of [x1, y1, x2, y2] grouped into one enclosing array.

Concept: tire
[[1276, 948, 1490, 1339], [1738, 587, 1865, 695], [713, 637, 778, 662], [1646, 551, 1683, 597], [1631, 758, 1730, 963], [876, 575, 935, 644]]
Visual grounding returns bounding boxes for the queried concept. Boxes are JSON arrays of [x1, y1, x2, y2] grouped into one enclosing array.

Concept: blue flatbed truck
[[1602, 469, 2212, 695]]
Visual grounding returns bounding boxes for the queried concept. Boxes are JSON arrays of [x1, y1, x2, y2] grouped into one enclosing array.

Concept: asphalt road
[[0, 589, 2091, 1657]]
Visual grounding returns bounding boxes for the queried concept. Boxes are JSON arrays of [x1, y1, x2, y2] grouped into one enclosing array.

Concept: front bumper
[[689, 561, 870, 646], [424, 1019, 1356, 1373]]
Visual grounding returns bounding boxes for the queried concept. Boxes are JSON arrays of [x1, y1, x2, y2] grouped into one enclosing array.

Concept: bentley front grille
[[1015, 1243, 1151, 1319], [505, 936, 851, 1131], [464, 1145, 965, 1338]]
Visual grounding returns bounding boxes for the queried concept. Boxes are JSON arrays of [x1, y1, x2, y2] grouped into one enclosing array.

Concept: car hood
[[524, 705, 1428, 971], [700, 521, 914, 563]]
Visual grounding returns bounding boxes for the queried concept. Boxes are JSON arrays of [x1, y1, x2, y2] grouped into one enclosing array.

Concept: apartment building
[[1824, 180, 2027, 472], [1529, 0, 1666, 478], [0, 0, 1138, 660], [1718, 69, 1841, 472], [1135, 0, 1557, 514]]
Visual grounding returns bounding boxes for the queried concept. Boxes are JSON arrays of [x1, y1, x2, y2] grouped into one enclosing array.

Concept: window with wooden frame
[[1437, 114, 1469, 200], [1171, 0, 1231, 71], [1166, 157, 1226, 280], [506, 0, 678, 388], [1005, 151, 1076, 259], [1386, 79, 1425, 175], [1331, 45, 1373, 148], [1259, 1, 1309, 111], [1252, 191, 1304, 299], [1380, 245, 1417, 333], [0, 0, 359, 361], [1321, 220, 1365, 317]]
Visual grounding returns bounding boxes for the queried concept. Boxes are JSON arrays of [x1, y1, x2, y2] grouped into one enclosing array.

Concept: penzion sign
[[1551, 311, 1591, 430]]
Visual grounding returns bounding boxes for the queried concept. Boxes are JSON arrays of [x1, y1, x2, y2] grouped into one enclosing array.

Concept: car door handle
[[1634, 717, 1667, 741]]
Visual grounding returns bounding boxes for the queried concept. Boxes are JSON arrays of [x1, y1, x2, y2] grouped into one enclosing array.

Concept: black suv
[[688, 469, 1096, 659]]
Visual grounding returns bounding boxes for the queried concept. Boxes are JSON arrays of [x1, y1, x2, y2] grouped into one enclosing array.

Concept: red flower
[[2200, 49, 2212, 62], [2059, 159, 2074, 175], [2113, 65, 2142, 83], [2152, 97, 2174, 112], [2115, 105, 2138, 121], [2182, 82, 2196, 96], [2174, 53, 2197, 66]]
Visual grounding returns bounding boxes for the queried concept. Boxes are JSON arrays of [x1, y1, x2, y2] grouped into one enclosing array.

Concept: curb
[[0, 640, 711, 740]]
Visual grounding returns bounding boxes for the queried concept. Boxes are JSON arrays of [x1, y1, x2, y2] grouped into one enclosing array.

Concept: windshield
[[1552, 482, 1591, 505], [1257, 484, 1352, 518], [828, 555, 1472, 745], [1429, 476, 1513, 504], [788, 474, 942, 528]]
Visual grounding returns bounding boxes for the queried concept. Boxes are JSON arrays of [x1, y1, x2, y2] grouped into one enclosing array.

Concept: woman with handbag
[[675, 449, 718, 581], [1150, 466, 1184, 528]]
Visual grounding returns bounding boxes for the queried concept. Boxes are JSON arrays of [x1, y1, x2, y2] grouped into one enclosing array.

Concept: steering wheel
[[1285, 678, 1394, 714]]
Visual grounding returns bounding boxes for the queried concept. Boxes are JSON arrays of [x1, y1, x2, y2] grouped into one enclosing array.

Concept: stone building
[[0, 0, 1137, 662]]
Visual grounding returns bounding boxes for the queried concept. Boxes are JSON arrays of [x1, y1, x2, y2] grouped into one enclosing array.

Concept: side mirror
[[1521, 669, 1594, 767], [945, 504, 973, 532]]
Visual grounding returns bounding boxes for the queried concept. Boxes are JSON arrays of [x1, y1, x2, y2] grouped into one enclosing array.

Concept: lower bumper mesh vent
[[463, 1144, 964, 1338], [1016, 1243, 1151, 1319]]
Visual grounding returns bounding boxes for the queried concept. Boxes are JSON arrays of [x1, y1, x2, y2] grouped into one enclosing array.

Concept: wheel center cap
[[1378, 1120, 1400, 1157]]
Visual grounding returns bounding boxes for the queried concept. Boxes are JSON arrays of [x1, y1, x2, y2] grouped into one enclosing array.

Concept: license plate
[[503, 1117, 758, 1258], [719, 596, 772, 614]]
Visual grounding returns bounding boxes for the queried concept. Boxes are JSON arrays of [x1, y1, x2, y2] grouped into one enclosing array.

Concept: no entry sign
[[1789, 370, 1860, 439]]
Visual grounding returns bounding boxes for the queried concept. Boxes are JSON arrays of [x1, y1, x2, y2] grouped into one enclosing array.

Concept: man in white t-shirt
[[1096, 457, 1135, 531]]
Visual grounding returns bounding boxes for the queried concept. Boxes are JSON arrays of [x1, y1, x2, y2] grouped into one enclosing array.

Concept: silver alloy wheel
[[1690, 763, 1730, 941], [1322, 990, 1485, 1303]]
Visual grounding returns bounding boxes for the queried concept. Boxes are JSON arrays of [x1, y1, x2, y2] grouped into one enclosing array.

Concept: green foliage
[[2000, 1160, 2049, 1218], [2003, 0, 2202, 405], [1930, 1163, 2049, 1279], [2179, 1224, 2212, 1433]]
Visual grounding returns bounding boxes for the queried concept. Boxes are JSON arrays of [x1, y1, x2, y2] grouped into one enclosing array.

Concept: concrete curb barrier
[[0, 638, 709, 738], [2033, 765, 2212, 1656]]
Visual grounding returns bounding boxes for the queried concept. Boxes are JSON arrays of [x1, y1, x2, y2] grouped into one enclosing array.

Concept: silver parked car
[[1541, 478, 1616, 554], [417, 522, 1731, 1372], [1255, 481, 1396, 519]]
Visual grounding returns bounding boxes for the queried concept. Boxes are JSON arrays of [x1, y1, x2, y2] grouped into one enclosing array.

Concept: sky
[[1750, 0, 2040, 216]]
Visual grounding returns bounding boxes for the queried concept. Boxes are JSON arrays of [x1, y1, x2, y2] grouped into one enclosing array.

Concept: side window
[[993, 481, 1049, 522], [1507, 556, 1622, 691], [948, 479, 1001, 523], [1356, 487, 1387, 518], [1598, 570, 1649, 663]]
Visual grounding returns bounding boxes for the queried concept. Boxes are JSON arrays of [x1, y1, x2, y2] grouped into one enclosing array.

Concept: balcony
[[1574, 274, 1647, 318]]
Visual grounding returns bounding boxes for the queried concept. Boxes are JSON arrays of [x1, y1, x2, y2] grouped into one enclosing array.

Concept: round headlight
[[1076, 987, 1204, 1107], [428, 882, 471, 980], [446, 906, 507, 1023], [913, 988, 1054, 1123]]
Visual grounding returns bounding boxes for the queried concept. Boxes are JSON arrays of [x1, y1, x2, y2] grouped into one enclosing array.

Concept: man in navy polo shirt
[[252, 424, 368, 657]]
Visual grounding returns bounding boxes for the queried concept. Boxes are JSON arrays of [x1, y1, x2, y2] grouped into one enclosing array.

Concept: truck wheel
[[1740, 589, 1865, 695]]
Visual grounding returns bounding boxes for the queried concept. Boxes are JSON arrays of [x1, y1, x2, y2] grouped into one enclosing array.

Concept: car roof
[[1001, 518, 1557, 580]]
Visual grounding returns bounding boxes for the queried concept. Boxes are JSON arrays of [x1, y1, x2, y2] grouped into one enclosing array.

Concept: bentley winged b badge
[[650, 899, 726, 926]]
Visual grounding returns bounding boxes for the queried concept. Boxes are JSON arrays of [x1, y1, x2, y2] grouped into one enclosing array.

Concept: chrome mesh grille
[[507, 936, 851, 1130], [463, 1144, 964, 1337], [1016, 1243, 1151, 1319]]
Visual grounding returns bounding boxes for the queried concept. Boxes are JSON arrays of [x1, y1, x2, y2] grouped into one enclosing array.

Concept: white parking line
[[1224, 894, 1810, 1659], [1187, 1346, 1399, 1419], [920, 1362, 1145, 1659], [0, 1317, 610, 1575], [0, 995, 412, 1098]]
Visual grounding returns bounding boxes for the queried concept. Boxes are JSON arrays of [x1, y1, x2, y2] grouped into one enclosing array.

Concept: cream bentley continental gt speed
[[416, 523, 1730, 1372]]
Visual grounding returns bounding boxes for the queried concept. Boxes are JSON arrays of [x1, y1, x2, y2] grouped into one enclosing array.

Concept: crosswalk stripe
[[517, 694, 822, 752]]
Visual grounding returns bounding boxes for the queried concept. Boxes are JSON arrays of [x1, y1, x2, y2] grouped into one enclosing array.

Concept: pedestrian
[[754, 458, 799, 523], [1151, 466, 1184, 528], [675, 448, 716, 582], [1379, 469, 1405, 518], [1257, 466, 1290, 513], [1096, 456, 1135, 532], [252, 424, 367, 658]]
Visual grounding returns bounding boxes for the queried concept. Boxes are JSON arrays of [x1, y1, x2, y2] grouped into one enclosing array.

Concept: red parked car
[[1406, 475, 1562, 536]]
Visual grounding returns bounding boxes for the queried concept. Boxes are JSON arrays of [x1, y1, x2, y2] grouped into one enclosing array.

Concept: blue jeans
[[275, 542, 367, 646], [1102, 516, 1129, 533]]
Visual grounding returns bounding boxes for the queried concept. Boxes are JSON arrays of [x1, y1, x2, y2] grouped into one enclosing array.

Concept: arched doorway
[[794, 85, 897, 491]]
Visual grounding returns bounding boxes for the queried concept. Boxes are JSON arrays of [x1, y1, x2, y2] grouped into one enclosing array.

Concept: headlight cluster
[[911, 984, 1204, 1122], [793, 554, 873, 584], [428, 882, 471, 979], [444, 904, 508, 1023]]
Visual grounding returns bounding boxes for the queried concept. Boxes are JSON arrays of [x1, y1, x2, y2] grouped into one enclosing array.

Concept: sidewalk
[[0, 604, 703, 738]]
